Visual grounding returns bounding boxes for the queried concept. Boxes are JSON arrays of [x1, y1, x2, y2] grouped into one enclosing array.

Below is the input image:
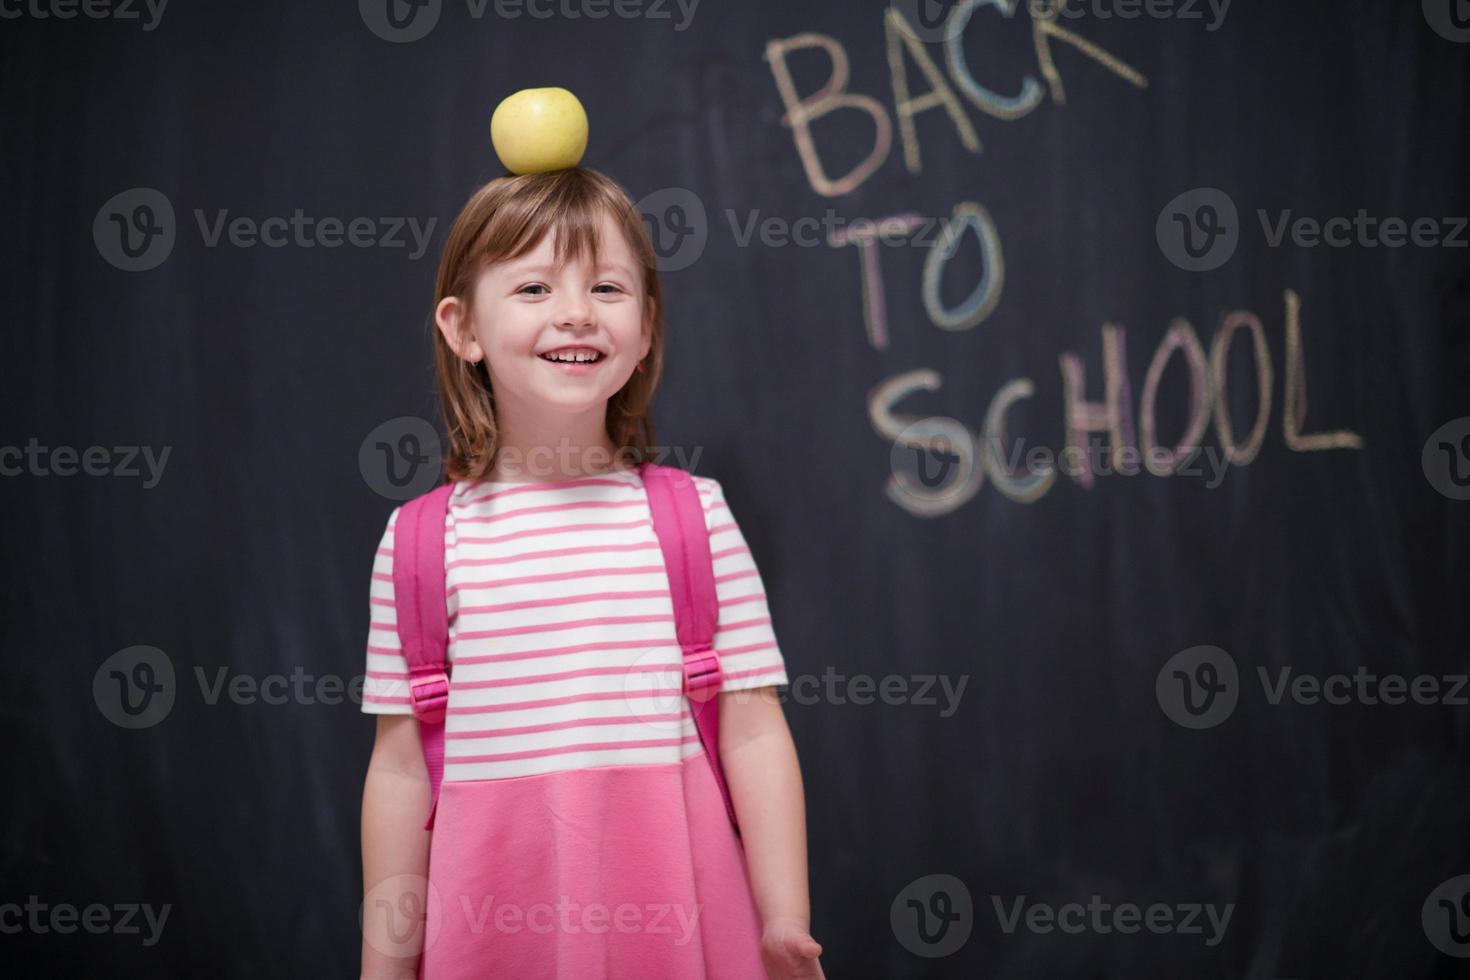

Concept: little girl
[[358, 167, 824, 980]]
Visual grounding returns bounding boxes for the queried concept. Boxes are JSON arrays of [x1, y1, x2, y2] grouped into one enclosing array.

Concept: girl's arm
[[360, 714, 433, 980], [718, 687, 825, 978]]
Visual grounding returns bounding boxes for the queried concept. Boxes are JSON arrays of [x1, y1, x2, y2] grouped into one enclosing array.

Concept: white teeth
[[542, 350, 602, 363]]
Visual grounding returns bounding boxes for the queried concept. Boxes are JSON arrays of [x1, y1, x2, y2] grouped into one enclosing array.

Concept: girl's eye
[[518, 284, 622, 296]]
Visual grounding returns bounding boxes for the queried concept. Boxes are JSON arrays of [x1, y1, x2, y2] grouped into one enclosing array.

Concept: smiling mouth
[[538, 351, 606, 364]]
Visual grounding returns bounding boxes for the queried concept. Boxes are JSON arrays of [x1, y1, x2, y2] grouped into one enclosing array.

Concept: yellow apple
[[490, 87, 589, 174]]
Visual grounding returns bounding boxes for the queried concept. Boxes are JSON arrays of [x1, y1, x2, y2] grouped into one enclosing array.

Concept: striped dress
[[361, 468, 789, 979]]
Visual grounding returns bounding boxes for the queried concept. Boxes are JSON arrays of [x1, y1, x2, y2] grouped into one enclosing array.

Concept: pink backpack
[[390, 461, 740, 836]]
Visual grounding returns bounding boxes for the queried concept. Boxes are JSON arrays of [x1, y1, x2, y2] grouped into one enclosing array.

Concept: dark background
[[3, 0, 1469, 977]]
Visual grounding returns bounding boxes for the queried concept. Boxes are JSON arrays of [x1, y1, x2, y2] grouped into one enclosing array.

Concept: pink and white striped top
[[360, 469, 790, 783]]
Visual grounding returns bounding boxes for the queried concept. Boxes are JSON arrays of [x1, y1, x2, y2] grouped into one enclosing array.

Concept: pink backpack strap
[[641, 462, 741, 835], [391, 482, 455, 831]]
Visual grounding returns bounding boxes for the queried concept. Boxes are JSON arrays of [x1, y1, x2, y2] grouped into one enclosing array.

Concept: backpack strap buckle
[[408, 667, 450, 724], [682, 643, 723, 702]]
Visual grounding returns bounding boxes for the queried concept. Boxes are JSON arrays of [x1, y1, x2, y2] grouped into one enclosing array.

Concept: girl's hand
[[760, 916, 826, 980]]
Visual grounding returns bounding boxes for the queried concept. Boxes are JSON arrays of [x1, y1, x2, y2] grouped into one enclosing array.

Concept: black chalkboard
[[3, 0, 1469, 976]]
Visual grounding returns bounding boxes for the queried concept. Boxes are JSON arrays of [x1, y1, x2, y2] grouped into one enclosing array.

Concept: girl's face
[[449, 209, 653, 422]]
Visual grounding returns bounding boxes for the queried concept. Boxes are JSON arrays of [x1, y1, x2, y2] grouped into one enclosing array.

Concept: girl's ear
[[436, 295, 484, 364]]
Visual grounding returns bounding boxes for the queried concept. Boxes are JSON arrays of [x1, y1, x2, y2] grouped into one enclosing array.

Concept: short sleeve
[[697, 477, 790, 691], [361, 507, 413, 714]]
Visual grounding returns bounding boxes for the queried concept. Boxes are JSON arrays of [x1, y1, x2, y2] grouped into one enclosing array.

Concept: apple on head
[[490, 87, 589, 174]]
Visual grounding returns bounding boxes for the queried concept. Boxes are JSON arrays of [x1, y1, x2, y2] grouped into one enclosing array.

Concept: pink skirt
[[419, 751, 767, 979]]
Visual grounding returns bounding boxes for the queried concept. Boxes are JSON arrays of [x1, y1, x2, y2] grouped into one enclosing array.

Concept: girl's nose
[[555, 295, 594, 327]]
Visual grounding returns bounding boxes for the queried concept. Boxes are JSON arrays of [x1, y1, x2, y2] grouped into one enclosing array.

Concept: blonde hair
[[431, 167, 664, 484]]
